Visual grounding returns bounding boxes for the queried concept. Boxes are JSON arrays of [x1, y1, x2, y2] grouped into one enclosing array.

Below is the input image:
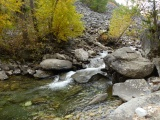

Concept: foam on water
[[46, 71, 75, 90], [86, 51, 107, 68]]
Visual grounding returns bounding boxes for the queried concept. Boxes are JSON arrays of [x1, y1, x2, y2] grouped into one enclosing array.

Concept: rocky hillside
[[75, 1, 117, 42]]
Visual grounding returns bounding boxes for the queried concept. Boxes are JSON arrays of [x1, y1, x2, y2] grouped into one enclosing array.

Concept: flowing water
[[0, 51, 117, 120]]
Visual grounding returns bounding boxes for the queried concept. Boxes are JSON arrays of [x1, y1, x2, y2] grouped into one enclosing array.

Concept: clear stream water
[[0, 51, 116, 120]]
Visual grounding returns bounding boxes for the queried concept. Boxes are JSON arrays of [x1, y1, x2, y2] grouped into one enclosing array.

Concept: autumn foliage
[[0, 0, 22, 34], [0, 0, 84, 60], [80, 0, 108, 13], [36, 0, 84, 42], [108, 6, 138, 39], [0, 0, 84, 41]]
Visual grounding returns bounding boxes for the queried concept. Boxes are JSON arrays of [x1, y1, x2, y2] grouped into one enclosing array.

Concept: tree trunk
[[30, 0, 39, 33], [48, 0, 59, 32], [152, 0, 158, 39], [20, 0, 29, 44]]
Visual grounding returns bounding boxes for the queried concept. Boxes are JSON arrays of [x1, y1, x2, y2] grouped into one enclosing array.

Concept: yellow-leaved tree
[[108, 6, 138, 40], [52, 0, 84, 41], [0, 0, 22, 35], [35, 0, 84, 42]]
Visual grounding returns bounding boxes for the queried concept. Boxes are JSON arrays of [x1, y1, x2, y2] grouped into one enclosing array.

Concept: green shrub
[[80, 0, 108, 13]]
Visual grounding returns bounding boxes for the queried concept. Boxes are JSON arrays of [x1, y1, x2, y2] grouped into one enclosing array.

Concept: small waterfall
[[86, 51, 107, 68], [43, 71, 75, 90], [43, 51, 108, 90]]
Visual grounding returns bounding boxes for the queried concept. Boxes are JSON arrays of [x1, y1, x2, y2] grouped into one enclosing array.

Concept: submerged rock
[[113, 79, 151, 101], [10, 82, 20, 91], [89, 93, 108, 105], [0, 105, 29, 120], [40, 59, 72, 70], [24, 101, 32, 107]]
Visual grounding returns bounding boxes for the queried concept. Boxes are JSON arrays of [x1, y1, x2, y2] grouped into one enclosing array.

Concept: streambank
[[0, 50, 121, 120]]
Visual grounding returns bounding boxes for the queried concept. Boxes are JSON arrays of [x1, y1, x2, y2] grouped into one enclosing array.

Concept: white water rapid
[[43, 51, 108, 90]]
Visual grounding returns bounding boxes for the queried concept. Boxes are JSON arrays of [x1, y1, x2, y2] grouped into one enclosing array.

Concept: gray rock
[[104, 47, 154, 78], [75, 48, 89, 61], [13, 68, 21, 75], [27, 68, 35, 75], [71, 68, 102, 83], [148, 77, 160, 92], [0, 71, 8, 80], [21, 65, 28, 75], [133, 105, 160, 119], [43, 53, 67, 60], [33, 70, 52, 78], [141, 29, 160, 56], [91, 74, 111, 89], [0, 64, 10, 71], [54, 53, 66, 60], [107, 91, 160, 120], [113, 79, 151, 101], [40, 59, 72, 70], [112, 47, 140, 60], [88, 50, 96, 57], [89, 93, 108, 105], [153, 58, 160, 76], [87, 58, 104, 68], [149, 77, 160, 84], [43, 54, 56, 60], [6, 70, 13, 76]]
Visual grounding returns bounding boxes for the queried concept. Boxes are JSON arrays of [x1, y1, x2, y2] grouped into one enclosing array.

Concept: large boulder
[[113, 79, 151, 101], [0, 71, 8, 80], [107, 91, 160, 120], [71, 68, 102, 83], [104, 47, 154, 79], [40, 59, 72, 70], [74, 48, 89, 61]]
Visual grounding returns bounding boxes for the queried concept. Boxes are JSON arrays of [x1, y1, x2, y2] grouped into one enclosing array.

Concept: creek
[[0, 51, 118, 120]]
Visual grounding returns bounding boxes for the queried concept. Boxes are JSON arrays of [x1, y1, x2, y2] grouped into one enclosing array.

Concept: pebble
[[135, 107, 147, 117]]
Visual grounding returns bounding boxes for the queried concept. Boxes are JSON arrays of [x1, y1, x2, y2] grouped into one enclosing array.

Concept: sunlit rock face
[[104, 47, 154, 79], [113, 79, 151, 101], [107, 91, 160, 120], [40, 59, 72, 70]]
